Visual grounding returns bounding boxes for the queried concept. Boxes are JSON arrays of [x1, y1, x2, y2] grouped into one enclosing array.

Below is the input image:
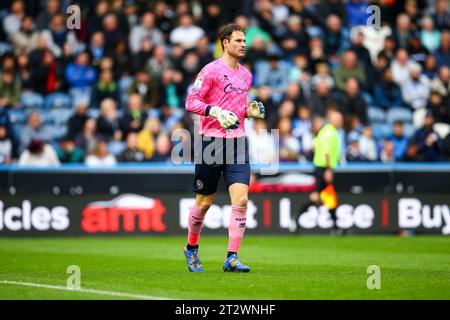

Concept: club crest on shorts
[[196, 179, 204, 190]]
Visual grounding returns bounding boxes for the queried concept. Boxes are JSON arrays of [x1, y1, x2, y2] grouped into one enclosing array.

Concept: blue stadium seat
[[386, 107, 413, 124], [86, 109, 100, 119], [367, 106, 386, 124], [34, 110, 53, 125], [49, 108, 74, 126], [8, 109, 27, 124], [372, 123, 393, 139], [20, 92, 45, 109], [403, 123, 416, 139], [45, 92, 72, 109], [108, 140, 126, 157], [47, 125, 68, 140]]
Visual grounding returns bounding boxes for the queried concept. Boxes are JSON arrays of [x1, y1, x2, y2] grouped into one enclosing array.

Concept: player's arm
[[185, 68, 240, 130]]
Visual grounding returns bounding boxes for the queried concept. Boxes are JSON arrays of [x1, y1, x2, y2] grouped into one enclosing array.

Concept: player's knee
[[232, 195, 248, 207]]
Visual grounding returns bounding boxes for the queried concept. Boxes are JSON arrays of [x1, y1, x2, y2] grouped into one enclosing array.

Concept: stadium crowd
[[0, 0, 449, 166]]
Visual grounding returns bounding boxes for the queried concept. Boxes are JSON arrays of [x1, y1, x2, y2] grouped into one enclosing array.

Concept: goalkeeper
[[183, 24, 265, 273], [290, 107, 343, 234]]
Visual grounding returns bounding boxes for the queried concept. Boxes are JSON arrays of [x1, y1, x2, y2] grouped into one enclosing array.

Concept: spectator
[[102, 13, 126, 50], [391, 48, 421, 85], [374, 68, 404, 109], [280, 15, 310, 57], [292, 105, 313, 160], [18, 138, 60, 166], [129, 12, 164, 54], [278, 117, 300, 162], [346, 0, 370, 28], [128, 69, 156, 109], [391, 121, 409, 161], [137, 118, 159, 160], [41, 14, 83, 58], [89, 31, 106, 66], [339, 78, 368, 125], [401, 64, 430, 109], [0, 70, 21, 108], [380, 140, 395, 163], [255, 54, 290, 101], [0, 125, 12, 164], [412, 110, 444, 161], [75, 118, 97, 155], [118, 132, 145, 162], [427, 91, 450, 124], [247, 118, 277, 165], [169, 14, 205, 50], [311, 62, 334, 90], [420, 16, 441, 52], [31, 49, 62, 95], [120, 93, 147, 136], [85, 140, 117, 166], [19, 112, 53, 153], [308, 80, 338, 117], [68, 102, 88, 139], [359, 126, 378, 161], [12, 16, 39, 54], [432, 0, 450, 31], [36, 0, 60, 30], [323, 15, 349, 62], [435, 30, 450, 68], [65, 51, 97, 102], [288, 53, 310, 86], [394, 13, 415, 49], [56, 136, 84, 163], [96, 98, 121, 141], [430, 66, 450, 99], [16, 52, 33, 90], [345, 131, 366, 162], [3, 0, 25, 40], [146, 45, 172, 83], [90, 68, 120, 108], [200, 2, 224, 42], [333, 50, 367, 92], [149, 132, 172, 162]]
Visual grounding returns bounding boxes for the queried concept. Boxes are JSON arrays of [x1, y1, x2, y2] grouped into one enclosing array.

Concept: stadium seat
[[86, 109, 100, 119], [386, 107, 413, 124], [49, 108, 73, 126], [8, 109, 27, 124], [34, 109, 53, 125], [403, 123, 416, 139], [367, 106, 386, 123], [108, 140, 126, 157], [20, 91, 45, 109], [433, 123, 450, 139], [45, 92, 72, 109], [372, 123, 393, 139], [413, 108, 426, 128], [46, 125, 67, 140]]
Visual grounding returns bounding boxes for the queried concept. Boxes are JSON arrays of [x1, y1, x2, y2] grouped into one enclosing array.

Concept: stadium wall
[[0, 164, 449, 236]]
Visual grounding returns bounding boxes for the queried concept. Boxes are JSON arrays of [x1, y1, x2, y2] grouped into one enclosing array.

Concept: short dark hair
[[218, 23, 245, 50]]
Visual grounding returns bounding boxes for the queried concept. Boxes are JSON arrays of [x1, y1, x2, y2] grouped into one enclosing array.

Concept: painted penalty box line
[[0, 280, 176, 300]]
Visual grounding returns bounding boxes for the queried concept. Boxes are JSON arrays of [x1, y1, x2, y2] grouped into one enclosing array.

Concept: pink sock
[[187, 204, 205, 246], [228, 205, 247, 253]]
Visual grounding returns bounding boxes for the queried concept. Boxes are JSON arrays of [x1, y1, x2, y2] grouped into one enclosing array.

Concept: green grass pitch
[[0, 235, 449, 299]]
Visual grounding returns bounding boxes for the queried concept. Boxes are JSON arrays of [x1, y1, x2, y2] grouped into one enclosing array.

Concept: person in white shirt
[[169, 14, 205, 49], [85, 140, 117, 167], [391, 48, 421, 85], [18, 138, 60, 167], [401, 64, 431, 109], [129, 12, 164, 53]]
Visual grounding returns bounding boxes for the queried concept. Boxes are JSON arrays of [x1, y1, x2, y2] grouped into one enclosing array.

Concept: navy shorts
[[193, 136, 250, 195]]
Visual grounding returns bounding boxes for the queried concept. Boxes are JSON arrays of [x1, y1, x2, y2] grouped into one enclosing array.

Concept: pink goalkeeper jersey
[[185, 58, 252, 138]]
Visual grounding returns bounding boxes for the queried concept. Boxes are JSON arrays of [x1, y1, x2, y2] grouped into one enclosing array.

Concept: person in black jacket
[[339, 78, 368, 125], [119, 93, 147, 137]]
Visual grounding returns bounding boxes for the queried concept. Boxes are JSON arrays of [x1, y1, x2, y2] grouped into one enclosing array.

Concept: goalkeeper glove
[[247, 101, 265, 119], [209, 106, 240, 130]]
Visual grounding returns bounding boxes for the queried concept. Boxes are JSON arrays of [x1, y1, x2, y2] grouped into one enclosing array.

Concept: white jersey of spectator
[[391, 58, 421, 85], [359, 135, 378, 161], [169, 15, 205, 49], [402, 74, 431, 109], [3, 11, 23, 40], [40, 29, 83, 58], [85, 154, 117, 167], [18, 144, 60, 167]]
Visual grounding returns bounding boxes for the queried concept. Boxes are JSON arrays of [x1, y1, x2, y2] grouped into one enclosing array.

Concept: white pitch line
[[0, 280, 175, 300]]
